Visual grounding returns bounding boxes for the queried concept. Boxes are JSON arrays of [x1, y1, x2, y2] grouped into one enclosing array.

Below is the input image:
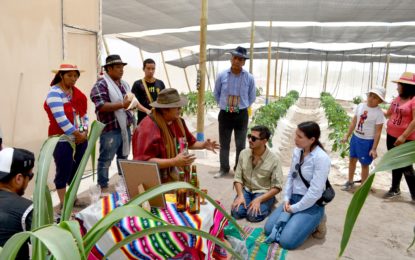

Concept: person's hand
[[284, 201, 292, 213], [247, 197, 262, 216], [369, 149, 377, 159], [231, 195, 246, 211], [393, 135, 406, 146], [74, 131, 87, 144], [174, 152, 196, 167], [341, 135, 348, 144], [122, 95, 132, 110], [203, 139, 220, 153]]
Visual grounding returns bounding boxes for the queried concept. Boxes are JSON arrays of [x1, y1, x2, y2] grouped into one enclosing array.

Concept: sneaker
[[312, 214, 327, 239], [214, 171, 229, 179], [341, 181, 354, 191], [383, 189, 401, 199]]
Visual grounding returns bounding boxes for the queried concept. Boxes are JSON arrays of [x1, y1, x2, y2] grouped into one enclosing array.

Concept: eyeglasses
[[23, 172, 34, 181], [291, 163, 301, 178], [247, 134, 264, 142]]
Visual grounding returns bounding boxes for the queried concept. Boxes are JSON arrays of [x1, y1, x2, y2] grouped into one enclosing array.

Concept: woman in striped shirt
[[44, 63, 88, 209]]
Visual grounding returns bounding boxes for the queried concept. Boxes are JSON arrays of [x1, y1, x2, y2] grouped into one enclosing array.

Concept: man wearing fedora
[[214, 46, 256, 178], [132, 88, 219, 183], [0, 147, 35, 260], [90, 55, 134, 190]]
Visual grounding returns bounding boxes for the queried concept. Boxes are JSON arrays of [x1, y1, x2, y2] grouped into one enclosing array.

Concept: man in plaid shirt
[[90, 55, 134, 190]]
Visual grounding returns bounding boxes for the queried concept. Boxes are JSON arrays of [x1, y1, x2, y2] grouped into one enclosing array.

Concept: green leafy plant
[[352, 96, 362, 105], [320, 92, 350, 158], [181, 90, 216, 115], [256, 86, 263, 97], [339, 141, 415, 257], [0, 120, 245, 260], [250, 90, 299, 146]]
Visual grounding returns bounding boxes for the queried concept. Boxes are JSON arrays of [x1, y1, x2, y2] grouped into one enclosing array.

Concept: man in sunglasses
[[231, 125, 283, 222], [0, 147, 35, 260]]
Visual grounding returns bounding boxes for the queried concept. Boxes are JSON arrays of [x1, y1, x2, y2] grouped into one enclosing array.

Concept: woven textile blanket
[[224, 223, 287, 260], [76, 192, 228, 260]]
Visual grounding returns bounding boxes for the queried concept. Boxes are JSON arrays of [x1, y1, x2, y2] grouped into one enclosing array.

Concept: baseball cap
[[0, 148, 35, 181]]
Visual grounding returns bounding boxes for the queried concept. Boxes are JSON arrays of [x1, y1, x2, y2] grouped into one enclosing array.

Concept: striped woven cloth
[[224, 223, 287, 260], [80, 192, 228, 260]]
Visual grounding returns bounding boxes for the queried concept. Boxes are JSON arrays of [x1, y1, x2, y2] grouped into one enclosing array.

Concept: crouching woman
[[264, 121, 330, 249]]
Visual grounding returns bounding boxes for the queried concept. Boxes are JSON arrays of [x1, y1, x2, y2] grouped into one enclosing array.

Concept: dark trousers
[[386, 134, 415, 198], [53, 141, 88, 189], [218, 109, 248, 172]]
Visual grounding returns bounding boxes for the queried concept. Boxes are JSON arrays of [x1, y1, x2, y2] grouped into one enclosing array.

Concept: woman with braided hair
[[132, 88, 219, 183]]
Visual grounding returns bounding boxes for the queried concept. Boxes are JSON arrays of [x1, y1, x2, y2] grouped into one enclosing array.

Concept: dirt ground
[[71, 97, 414, 260], [191, 97, 414, 260]]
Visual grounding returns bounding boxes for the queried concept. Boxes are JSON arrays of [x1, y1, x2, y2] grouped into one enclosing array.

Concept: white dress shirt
[[284, 146, 331, 213]]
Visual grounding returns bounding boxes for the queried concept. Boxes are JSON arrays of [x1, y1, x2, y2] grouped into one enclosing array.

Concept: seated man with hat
[[0, 147, 35, 260], [132, 88, 219, 182]]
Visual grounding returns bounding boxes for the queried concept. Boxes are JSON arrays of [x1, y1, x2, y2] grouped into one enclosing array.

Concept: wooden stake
[[160, 51, 172, 88], [196, 0, 208, 141], [383, 43, 391, 91], [102, 36, 110, 55], [178, 49, 192, 92], [274, 43, 279, 98], [323, 53, 329, 92], [249, 0, 256, 73], [265, 21, 272, 104], [279, 59, 284, 98]]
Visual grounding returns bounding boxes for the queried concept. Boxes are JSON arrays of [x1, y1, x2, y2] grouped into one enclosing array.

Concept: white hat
[[0, 148, 35, 181], [367, 87, 387, 103]]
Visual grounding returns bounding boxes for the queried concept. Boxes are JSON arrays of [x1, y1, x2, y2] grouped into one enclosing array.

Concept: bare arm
[[369, 124, 383, 159], [149, 152, 196, 169], [342, 116, 357, 142], [394, 108, 415, 146]]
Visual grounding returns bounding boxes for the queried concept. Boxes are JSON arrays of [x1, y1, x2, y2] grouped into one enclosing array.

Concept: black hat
[[230, 46, 249, 59], [103, 54, 128, 67], [0, 148, 35, 181]]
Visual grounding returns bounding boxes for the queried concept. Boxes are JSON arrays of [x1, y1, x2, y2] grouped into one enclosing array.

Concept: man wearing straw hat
[[214, 46, 256, 178], [90, 55, 136, 191]]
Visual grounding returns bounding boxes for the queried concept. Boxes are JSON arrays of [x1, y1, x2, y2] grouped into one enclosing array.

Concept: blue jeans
[[264, 194, 324, 250], [231, 188, 275, 222], [97, 128, 131, 188]]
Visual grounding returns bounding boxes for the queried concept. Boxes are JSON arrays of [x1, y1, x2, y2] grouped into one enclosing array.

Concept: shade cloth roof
[[166, 46, 415, 68], [119, 25, 415, 53], [103, 0, 415, 34]]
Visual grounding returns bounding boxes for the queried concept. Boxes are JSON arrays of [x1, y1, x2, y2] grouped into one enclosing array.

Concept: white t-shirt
[[353, 103, 385, 140]]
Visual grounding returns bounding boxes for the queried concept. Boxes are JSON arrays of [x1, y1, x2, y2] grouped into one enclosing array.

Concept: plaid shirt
[[90, 78, 134, 133]]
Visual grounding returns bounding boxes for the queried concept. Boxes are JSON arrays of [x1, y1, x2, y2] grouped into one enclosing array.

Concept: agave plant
[[0, 120, 245, 260], [339, 141, 415, 257]]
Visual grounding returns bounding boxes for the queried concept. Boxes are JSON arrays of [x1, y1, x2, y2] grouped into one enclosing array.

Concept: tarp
[[103, 0, 415, 34], [166, 46, 415, 68]]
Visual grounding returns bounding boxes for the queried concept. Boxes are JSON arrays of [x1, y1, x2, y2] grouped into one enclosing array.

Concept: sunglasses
[[247, 134, 264, 142], [291, 163, 301, 178], [23, 172, 34, 181]]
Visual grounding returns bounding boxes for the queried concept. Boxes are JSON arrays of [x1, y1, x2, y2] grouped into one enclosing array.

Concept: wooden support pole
[[383, 43, 391, 91], [279, 59, 284, 98], [323, 53, 329, 92], [196, 0, 208, 141], [273, 43, 279, 98], [369, 44, 374, 91], [249, 0, 256, 73], [178, 49, 192, 92], [102, 36, 110, 55], [265, 21, 272, 104], [160, 51, 172, 88], [139, 49, 145, 63]]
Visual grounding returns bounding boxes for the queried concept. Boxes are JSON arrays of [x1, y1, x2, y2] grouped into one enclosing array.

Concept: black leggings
[[386, 134, 415, 198]]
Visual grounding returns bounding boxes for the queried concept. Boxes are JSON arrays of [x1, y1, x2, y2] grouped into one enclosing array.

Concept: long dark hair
[[399, 83, 415, 99], [50, 70, 80, 86], [297, 121, 325, 151]]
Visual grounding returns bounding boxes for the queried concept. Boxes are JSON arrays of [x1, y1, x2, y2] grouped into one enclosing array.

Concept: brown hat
[[149, 88, 188, 108]]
